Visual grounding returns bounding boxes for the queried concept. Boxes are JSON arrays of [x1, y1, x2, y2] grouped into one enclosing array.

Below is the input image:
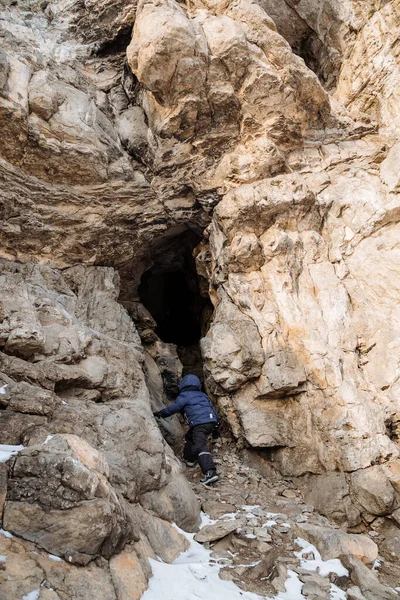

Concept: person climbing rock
[[153, 374, 220, 485]]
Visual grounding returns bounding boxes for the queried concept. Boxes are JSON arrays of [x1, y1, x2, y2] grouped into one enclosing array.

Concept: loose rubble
[[180, 436, 400, 600]]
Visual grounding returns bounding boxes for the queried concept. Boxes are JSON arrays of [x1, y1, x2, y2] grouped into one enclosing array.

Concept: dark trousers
[[183, 423, 216, 474]]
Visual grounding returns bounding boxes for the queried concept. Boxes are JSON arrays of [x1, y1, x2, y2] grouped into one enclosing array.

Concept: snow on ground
[[0, 384, 8, 394], [0, 444, 24, 463], [262, 520, 277, 528], [294, 538, 348, 578], [219, 512, 238, 521], [48, 554, 63, 562], [141, 515, 349, 600], [22, 591, 40, 600], [275, 571, 303, 600], [0, 529, 13, 538], [0, 555, 7, 562], [330, 585, 347, 600], [142, 523, 264, 600]]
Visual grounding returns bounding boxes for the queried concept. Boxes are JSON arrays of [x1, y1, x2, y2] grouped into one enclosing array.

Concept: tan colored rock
[[201, 292, 264, 393], [194, 518, 245, 543], [350, 465, 397, 516], [335, 0, 400, 131], [1, 0, 400, 592], [4, 434, 133, 562], [139, 512, 189, 563], [1, 382, 61, 416], [300, 472, 361, 527], [109, 546, 149, 600], [341, 555, 398, 600], [382, 459, 400, 494], [381, 142, 400, 192], [295, 522, 378, 566], [346, 587, 367, 600]]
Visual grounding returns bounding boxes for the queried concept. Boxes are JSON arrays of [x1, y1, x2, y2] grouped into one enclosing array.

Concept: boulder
[[341, 555, 398, 600], [202, 294, 264, 393], [346, 587, 367, 600], [0, 381, 61, 416], [350, 465, 397, 516], [300, 472, 361, 527], [294, 523, 378, 566], [109, 546, 150, 600], [194, 518, 246, 543], [4, 435, 133, 562]]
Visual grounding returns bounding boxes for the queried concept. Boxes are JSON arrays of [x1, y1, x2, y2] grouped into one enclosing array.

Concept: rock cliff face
[[0, 0, 400, 597]]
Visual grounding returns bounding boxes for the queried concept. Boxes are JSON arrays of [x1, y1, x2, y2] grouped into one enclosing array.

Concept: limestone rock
[[0, 531, 117, 600], [295, 522, 378, 566], [300, 472, 361, 527], [0, 381, 61, 416], [350, 465, 398, 516], [341, 555, 398, 600], [109, 545, 151, 600], [194, 518, 245, 543], [4, 434, 133, 562], [201, 293, 264, 393], [346, 587, 367, 600], [1, 0, 400, 593]]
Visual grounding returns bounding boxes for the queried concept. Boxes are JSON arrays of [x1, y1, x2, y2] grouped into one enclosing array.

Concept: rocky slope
[[0, 0, 400, 598]]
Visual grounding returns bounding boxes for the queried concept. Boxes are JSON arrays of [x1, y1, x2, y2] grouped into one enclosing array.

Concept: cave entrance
[[138, 229, 212, 377]]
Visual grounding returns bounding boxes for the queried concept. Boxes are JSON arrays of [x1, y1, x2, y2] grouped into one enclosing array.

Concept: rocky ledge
[[0, 0, 400, 598]]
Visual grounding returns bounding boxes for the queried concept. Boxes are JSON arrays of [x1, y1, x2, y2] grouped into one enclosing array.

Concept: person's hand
[[153, 411, 162, 418]]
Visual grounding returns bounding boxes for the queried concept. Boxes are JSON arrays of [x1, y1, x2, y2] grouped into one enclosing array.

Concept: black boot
[[200, 469, 219, 485]]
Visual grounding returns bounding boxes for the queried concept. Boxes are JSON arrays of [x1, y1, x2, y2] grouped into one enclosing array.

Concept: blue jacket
[[157, 374, 219, 428]]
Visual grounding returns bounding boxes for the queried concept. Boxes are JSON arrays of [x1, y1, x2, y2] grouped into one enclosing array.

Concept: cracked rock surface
[[0, 0, 400, 597]]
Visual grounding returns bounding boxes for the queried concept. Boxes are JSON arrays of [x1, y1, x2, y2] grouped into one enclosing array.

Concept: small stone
[[194, 519, 245, 543], [281, 490, 297, 499], [295, 514, 308, 523], [346, 586, 367, 600]]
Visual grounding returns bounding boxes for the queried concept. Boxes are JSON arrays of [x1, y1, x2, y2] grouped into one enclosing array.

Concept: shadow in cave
[[138, 229, 213, 377]]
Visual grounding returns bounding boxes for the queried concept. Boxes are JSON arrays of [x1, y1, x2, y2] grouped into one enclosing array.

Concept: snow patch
[[48, 554, 62, 562], [0, 444, 24, 463], [294, 538, 348, 578], [275, 570, 304, 600], [0, 529, 13, 538], [330, 584, 346, 599], [0, 555, 7, 562], [219, 512, 238, 521], [142, 515, 312, 600], [22, 590, 40, 600], [262, 520, 277, 528], [0, 385, 8, 395], [142, 526, 264, 600], [200, 512, 217, 527]]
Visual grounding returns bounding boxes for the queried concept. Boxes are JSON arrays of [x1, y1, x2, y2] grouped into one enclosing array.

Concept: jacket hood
[[179, 374, 201, 391]]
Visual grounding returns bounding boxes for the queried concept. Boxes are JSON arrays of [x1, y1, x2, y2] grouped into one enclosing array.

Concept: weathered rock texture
[[0, 261, 197, 597], [1, 0, 400, 596]]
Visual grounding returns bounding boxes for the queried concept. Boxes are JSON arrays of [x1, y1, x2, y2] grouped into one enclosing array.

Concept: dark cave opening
[[138, 229, 213, 375]]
